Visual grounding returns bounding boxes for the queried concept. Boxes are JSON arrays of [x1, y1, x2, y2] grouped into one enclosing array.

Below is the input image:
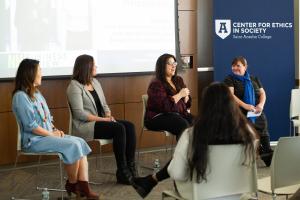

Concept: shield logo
[[215, 19, 231, 39]]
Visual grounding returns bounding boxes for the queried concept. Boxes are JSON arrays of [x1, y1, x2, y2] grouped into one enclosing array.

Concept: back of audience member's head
[[189, 82, 256, 183], [155, 53, 177, 82], [72, 54, 94, 85], [13, 58, 40, 99]]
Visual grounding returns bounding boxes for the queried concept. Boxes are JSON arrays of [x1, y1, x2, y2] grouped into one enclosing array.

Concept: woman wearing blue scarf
[[224, 56, 273, 167]]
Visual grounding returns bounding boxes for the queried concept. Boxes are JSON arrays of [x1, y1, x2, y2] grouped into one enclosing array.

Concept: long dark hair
[[155, 53, 181, 91], [12, 58, 40, 99], [189, 82, 257, 183], [72, 54, 94, 85]]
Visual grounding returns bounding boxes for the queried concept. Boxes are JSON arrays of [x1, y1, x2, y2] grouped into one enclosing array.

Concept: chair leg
[[164, 134, 168, 161], [13, 154, 20, 188], [89, 142, 104, 185], [162, 192, 166, 200], [37, 155, 66, 193], [95, 142, 101, 172], [36, 155, 42, 186], [170, 136, 175, 156], [290, 121, 292, 136], [14, 154, 20, 168], [137, 128, 144, 172], [272, 193, 277, 200], [137, 128, 154, 172], [59, 159, 64, 199], [12, 153, 66, 199]]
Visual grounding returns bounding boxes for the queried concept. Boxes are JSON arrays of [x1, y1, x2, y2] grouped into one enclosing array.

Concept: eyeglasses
[[167, 61, 177, 67]]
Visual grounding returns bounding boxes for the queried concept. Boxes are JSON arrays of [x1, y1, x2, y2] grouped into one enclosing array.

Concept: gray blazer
[[66, 78, 110, 141]]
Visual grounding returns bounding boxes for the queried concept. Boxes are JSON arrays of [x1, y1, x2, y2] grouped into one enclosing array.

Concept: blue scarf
[[230, 71, 256, 123]]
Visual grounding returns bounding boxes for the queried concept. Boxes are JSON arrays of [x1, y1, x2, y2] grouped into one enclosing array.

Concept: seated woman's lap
[[94, 120, 127, 139], [25, 135, 91, 164], [145, 113, 190, 140]]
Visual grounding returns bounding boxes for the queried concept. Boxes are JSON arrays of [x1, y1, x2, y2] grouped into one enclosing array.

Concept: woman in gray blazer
[[67, 54, 137, 185]]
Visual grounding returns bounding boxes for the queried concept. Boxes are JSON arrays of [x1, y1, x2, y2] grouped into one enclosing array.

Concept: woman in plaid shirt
[[132, 53, 194, 198], [144, 53, 194, 141]]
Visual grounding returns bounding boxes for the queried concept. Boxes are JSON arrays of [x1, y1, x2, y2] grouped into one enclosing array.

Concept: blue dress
[[12, 91, 91, 164]]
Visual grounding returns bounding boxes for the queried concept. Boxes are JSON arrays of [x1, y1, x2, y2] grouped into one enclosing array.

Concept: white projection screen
[[0, 0, 177, 79]]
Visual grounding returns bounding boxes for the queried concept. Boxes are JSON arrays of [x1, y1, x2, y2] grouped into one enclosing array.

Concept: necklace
[[34, 100, 48, 123]]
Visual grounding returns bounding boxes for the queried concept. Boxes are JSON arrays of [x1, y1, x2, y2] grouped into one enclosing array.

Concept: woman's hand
[[255, 104, 264, 113], [51, 129, 65, 138], [179, 88, 190, 98], [173, 88, 190, 103], [243, 104, 256, 112], [109, 116, 116, 122], [184, 95, 189, 103], [100, 116, 116, 122]]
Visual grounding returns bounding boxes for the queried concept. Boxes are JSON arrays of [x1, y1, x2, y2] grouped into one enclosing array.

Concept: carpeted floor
[[0, 150, 289, 200]]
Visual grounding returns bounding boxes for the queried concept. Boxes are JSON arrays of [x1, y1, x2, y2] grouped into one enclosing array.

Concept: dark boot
[[260, 151, 273, 167], [116, 166, 134, 185], [132, 175, 157, 198], [259, 135, 273, 167], [77, 180, 99, 200], [127, 161, 138, 177], [65, 180, 78, 197]]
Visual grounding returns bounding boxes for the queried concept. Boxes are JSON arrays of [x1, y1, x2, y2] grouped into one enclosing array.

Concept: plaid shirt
[[145, 76, 192, 121]]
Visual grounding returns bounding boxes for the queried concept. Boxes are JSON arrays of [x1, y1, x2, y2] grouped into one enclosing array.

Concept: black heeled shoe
[[261, 151, 273, 167], [127, 161, 138, 177], [116, 167, 134, 185], [132, 175, 157, 198]]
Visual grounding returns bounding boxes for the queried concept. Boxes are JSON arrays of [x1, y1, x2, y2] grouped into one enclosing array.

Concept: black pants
[[145, 113, 193, 182], [253, 113, 273, 154], [145, 113, 193, 141], [94, 120, 136, 169], [156, 160, 171, 182]]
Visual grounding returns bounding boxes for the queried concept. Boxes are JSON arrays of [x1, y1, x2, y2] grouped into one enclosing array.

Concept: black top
[[224, 75, 263, 113], [224, 75, 269, 136], [89, 89, 105, 117]]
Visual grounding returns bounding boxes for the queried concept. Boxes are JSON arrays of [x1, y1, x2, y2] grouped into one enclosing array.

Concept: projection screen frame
[[0, 0, 182, 81]]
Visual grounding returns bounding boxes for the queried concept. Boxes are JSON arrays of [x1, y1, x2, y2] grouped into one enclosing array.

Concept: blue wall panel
[[213, 0, 294, 140]]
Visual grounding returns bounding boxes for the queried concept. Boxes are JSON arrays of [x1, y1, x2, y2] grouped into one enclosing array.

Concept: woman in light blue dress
[[12, 59, 99, 199]]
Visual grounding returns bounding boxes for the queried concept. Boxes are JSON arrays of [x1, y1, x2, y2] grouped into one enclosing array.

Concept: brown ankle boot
[[65, 180, 78, 197], [77, 180, 99, 200]]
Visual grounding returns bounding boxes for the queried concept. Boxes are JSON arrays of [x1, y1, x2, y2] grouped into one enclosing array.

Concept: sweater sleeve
[[224, 75, 234, 87], [178, 76, 192, 108], [12, 92, 39, 132], [147, 80, 178, 113], [67, 80, 89, 121]]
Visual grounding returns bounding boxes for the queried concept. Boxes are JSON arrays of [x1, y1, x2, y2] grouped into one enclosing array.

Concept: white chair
[[67, 103, 113, 175], [137, 94, 176, 170], [13, 118, 65, 199], [258, 136, 300, 200], [162, 144, 258, 200], [290, 89, 300, 136]]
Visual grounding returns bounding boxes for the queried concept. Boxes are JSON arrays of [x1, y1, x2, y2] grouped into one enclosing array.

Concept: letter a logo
[[215, 19, 231, 39]]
